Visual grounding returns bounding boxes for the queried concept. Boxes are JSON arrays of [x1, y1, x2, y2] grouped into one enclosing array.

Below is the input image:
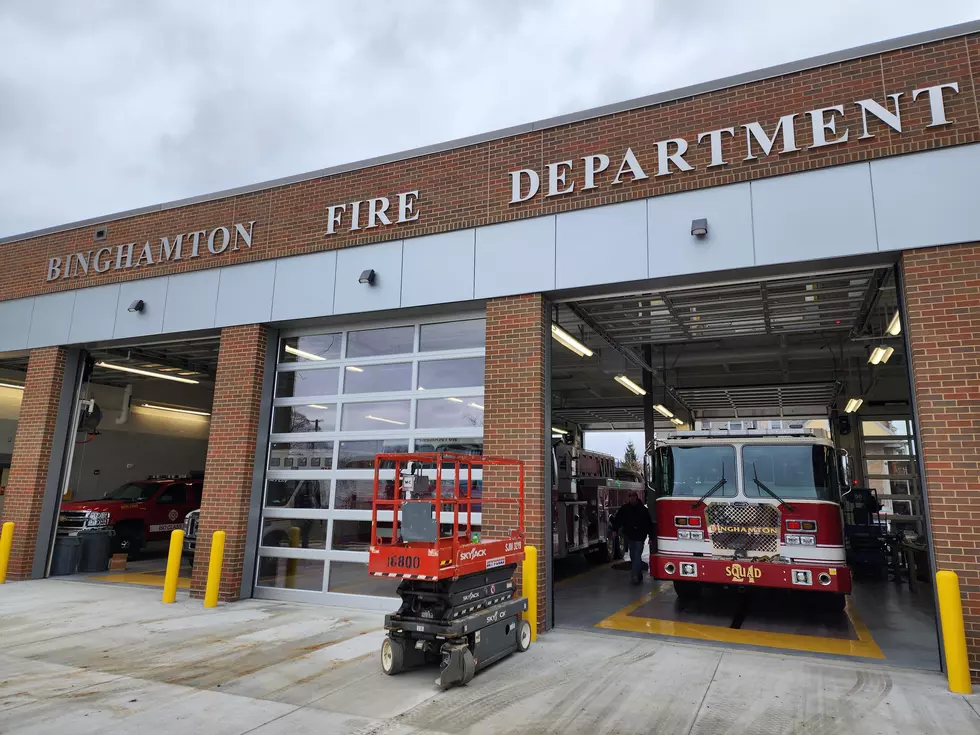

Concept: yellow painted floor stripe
[[86, 571, 191, 589], [595, 587, 885, 660]]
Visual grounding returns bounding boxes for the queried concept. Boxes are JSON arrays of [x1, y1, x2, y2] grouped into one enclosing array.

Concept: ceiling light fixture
[[886, 311, 901, 336], [345, 365, 364, 372], [0, 382, 25, 391], [365, 414, 406, 425], [468, 402, 484, 410], [284, 345, 325, 361], [446, 397, 464, 403], [140, 403, 211, 417], [551, 323, 593, 358], [307, 404, 330, 410], [845, 398, 864, 413], [868, 346, 895, 365], [96, 362, 199, 385], [614, 375, 646, 396], [552, 427, 569, 435], [653, 404, 674, 418], [670, 417, 684, 426]]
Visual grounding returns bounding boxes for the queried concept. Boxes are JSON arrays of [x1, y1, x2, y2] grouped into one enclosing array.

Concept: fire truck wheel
[[672, 580, 702, 600], [381, 636, 406, 675], [516, 620, 532, 652], [612, 533, 624, 560]]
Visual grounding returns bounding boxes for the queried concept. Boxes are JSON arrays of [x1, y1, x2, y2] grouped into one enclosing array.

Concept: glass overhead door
[[860, 418, 923, 537], [254, 315, 486, 606]]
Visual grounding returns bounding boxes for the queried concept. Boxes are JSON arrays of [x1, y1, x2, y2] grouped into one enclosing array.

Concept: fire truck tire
[[516, 620, 532, 652], [381, 636, 405, 676], [672, 580, 702, 600], [593, 535, 616, 563], [114, 524, 143, 557], [612, 533, 624, 560]]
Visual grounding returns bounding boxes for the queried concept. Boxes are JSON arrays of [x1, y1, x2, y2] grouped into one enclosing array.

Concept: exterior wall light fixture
[[359, 269, 376, 285], [691, 218, 708, 237], [127, 299, 145, 313]]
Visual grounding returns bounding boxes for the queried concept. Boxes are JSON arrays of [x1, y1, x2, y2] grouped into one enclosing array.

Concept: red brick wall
[[1, 347, 67, 579], [3, 34, 979, 301], [902, 244, 980, 679], [190, 324, 269, 600], [484, 294, 548, 631]]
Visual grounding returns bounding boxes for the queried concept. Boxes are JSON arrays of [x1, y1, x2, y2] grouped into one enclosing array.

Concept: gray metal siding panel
[[162, 270, 220, 334], [215, 260, 276, 327], [751, 163, 878, 266], [556, 201, 647, 290], [401, 230, 475, 307], [872, 144, 980, 252], [67, 284, 120, 344], [113, 277, 169, 339], [334, 240, 403, 315], [474, 216, 557, 299], [27, 292, 76, 348], [648, 183, 755, 278], [271, 251, 337, 322], [0, 298, 35, 352]]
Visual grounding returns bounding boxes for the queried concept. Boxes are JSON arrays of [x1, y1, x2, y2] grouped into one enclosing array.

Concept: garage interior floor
[[61, 546, 193, 589], [553, 546, 941, 671]]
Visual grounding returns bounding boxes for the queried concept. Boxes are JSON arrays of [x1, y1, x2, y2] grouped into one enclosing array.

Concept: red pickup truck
[[58, 475, 202, 556]]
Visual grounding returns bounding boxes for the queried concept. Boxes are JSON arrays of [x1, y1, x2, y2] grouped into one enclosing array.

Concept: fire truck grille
[[705, 503, 780, 554]]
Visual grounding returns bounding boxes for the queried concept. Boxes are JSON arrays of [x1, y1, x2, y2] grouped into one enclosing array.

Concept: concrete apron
[[0, 580, 978, 735]]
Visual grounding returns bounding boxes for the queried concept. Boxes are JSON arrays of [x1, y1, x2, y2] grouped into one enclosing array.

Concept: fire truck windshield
[[656, 445, 737, 497], [742, 444, 840, 502]]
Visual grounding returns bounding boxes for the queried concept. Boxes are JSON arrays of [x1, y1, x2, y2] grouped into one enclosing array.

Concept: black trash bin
[[77, 530, 113, 573], [50, 535, 82, 576]]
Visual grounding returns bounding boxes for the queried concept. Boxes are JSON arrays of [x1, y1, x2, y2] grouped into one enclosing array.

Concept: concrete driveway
[[0, 580, 978, 734]]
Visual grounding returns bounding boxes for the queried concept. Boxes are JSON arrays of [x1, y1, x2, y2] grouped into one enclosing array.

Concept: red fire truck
[[650, 428, 851, 609]]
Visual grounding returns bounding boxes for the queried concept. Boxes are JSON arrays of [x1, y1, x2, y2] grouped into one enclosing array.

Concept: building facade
[[2, 22, 979, 677]]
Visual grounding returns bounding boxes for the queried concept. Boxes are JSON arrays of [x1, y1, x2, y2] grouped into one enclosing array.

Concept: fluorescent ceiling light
[[614, 375, 646, 396], [446, 397, 464, 403], [366, 414, 406, 425], [141, 403, 211, 417], [868, 346, 895, 365], [284, 344, 326, 361], [886, 311, 901, 336], [307, 404, 330, 410], [0, 382, 24, 390], [96, 361, 199, 385], [551, 324, 593, 358], [552, 427, 569, 435], [670, 417, 684, 425], [845, 398, 864, 413], [653, 403, 674, 418], [468, 402, 484, 410], [345, 365, 364, 372]]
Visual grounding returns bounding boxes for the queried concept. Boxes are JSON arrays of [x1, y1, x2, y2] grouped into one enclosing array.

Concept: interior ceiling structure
[[0, 337, 221, 388], [553, 266, 906, 430]]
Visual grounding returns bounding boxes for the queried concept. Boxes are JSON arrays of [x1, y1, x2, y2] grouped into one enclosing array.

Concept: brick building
[[1, 22, 978, 679]]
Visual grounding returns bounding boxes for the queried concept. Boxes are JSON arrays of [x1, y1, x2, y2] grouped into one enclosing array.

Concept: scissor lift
[[368, 452, 532, 688]]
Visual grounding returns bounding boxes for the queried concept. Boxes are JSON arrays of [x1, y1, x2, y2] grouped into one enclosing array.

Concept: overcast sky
[[1, 2, 978, 238]]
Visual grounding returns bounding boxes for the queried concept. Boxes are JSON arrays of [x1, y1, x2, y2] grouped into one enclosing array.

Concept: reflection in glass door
[[254, 314, 486, 607], [859, 418, 923, 536]]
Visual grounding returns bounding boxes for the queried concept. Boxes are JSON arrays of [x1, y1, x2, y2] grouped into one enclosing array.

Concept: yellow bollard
[[522, 544, 538, 642], [162, 529, 185, 604], [285, 525, 301, 589], [0, 522, 14, 584], [203, 530, 225, 609], [937, 570, 973, 694]]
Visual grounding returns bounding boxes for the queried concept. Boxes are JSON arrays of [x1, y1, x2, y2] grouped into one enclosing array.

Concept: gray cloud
[[1, 0, 978, 237]]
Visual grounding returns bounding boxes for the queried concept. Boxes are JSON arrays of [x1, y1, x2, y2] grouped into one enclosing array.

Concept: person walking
[[612, 489, 653, 584]]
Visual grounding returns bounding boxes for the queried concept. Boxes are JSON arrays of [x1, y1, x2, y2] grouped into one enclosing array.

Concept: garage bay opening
[[550, 265, 940, 670]]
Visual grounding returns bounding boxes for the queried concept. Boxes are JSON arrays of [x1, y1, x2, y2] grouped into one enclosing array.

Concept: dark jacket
[[613, 501, 653, 542]]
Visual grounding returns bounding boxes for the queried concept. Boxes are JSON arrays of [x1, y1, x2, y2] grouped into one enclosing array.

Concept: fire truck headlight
[[784, 534, 801, 545], [677, 529, 691, 540], [85, 512, 110, 527], [799, 535, 816, 547], [689, 530, 704, 541]]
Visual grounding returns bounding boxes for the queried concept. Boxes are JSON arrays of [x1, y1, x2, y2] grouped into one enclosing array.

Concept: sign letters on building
[[46, 221, 257, 282], [507, 82, 960, 203]]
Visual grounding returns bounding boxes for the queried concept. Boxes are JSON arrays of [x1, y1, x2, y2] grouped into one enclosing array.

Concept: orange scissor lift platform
[[367, 452, 532, 688]]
